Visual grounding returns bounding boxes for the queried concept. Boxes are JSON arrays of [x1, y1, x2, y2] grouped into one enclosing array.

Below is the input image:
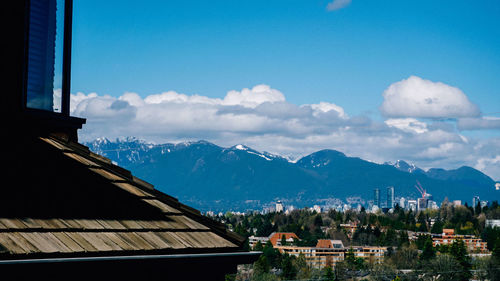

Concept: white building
[[399, 197, 406, 209], [248, 236, 270, 249], [428, 200, 438, 210], [486, 219, 500, 228], [407, 200, 417, 212], [276, 201, 284, 212]]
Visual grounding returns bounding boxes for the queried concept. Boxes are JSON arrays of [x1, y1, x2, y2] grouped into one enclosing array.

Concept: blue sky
[[69, 0, 500, 181]]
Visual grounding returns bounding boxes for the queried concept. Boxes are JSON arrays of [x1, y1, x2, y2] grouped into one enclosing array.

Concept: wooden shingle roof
[[0, 135, 244, 260]]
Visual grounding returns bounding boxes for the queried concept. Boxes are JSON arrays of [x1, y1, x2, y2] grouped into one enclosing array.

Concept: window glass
[[26, 0, 65, 112]]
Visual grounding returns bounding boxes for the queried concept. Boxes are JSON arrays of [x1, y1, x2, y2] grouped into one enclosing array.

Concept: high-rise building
[[417, 197, 428, 211], [276, 201, 284, 212], [399, 197, 406, 209], [374, 188, 380, 208], [387, 186, 394, 209]]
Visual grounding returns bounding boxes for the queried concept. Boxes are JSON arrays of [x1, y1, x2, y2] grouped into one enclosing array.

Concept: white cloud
[[221, 84, 285, 108], [309, 102, 347, 119], [380, 76, 480, 118], [326, 0, 352, 11], [385, 118, 428, 134], [71, 83, 500, 181], [457, 116, 500, 130], [475, 155, 500, 181]]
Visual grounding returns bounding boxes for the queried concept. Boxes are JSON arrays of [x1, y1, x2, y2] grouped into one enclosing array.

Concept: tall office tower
[[374, 188, 380, 207], [387, 186, 395, 209]]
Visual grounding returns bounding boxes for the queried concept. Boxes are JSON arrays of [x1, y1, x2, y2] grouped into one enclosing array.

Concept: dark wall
[[5, 1, 28, 118]]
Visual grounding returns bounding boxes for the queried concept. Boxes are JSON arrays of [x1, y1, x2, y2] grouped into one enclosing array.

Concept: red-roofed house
[[269, 232, 300, 246]]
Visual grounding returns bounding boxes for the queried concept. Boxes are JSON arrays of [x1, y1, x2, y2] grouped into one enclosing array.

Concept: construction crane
[[415, 180, 426, 199]]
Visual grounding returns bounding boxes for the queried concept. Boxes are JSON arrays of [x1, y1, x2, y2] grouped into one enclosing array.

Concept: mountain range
[[85, 138, 499, 212]]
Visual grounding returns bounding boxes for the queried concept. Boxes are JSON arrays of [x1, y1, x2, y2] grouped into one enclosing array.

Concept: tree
[[262, 242, 281, 268], [430, 220, 443, 234], [294, 253, 311, 280], [254, 241, 263, 251], [391, 244, 418, 269], [345, 247, 357, 270], [475, 202, 482, 215], [280, 234, 287, 246], [280, 254, 297, 280], [333, 261, 347, 281], [397, 230, 409, 248], [323, 266, 335, 281], [420, 236, 436, 261], [449, 239, 472, 281], [493, 238, 500, 260], [486, 256, 500, 281], [427, 254, 461, 281], [417, 212, 428, 232], [253, 255, 270, 276], [370, 263, 397, 281]]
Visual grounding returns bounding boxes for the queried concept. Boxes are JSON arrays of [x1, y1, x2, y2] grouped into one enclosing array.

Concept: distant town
[[208, 187, 500, 281], [206, 182, 499, 216]]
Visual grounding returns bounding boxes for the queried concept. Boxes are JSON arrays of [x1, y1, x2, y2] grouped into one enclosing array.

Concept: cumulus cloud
[[326, 0, 352, 11], [385, 118, 428, 134], [457, 116, 500, 130], [380, 76, 481, 118], [72, 83, 500, 180]]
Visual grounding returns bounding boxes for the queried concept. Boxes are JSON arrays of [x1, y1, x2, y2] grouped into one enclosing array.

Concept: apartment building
[[275, 239, 387, 269], [432, 229, 488, 253]]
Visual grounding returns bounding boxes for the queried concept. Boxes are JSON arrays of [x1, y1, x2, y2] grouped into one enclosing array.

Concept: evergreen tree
[[254, 241, 263, 251], [281, 254, 297, 280], [420, 236, 436, 261], [323, 266, 335, 281], [493, 238, 500, 260], [253, 255, 270, 276], [417, 212, 428, 232], [474, 202, 482, 215], [449, 239, 472, 281], [430, 220, 443, 234], [280, 234, 287, 246], [345, 247, 356, 270], [397, 230, 409, 248]]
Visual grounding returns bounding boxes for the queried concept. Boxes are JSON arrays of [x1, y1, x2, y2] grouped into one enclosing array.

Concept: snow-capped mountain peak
[[385, 160, 422, 173]]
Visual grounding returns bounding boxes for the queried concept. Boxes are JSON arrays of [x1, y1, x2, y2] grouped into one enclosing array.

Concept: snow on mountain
[[84, 138, 497, 211], [234, 144, 247, 151], [385, 160, 423, 174]]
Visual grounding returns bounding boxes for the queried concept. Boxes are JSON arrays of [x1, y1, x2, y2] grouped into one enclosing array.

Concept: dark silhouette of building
[[374, 188, 380, 207], [1, 1, 259, 280], [386, 186, 394, 209]]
